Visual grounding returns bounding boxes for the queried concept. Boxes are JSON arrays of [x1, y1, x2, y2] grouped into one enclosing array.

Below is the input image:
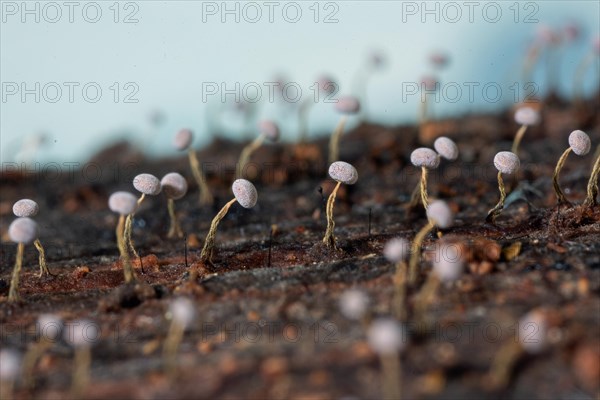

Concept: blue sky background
[[1, 1, 599, 163]]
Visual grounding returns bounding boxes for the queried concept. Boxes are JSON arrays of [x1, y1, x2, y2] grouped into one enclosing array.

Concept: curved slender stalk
[[34, 238, 51, 277], [167, 198, 184, 239], [584, 150, 600, 208], [486, 172, 507, 223], [407, 181, 421, 209], [188, 148, 213, 206], [552, 147, 572, 205], [117, 214, 135, 283], [322, 181, 342, 248], [511, 124, 528, 155], [419, 167, 430, 209], [200, 198, 237, 263], [8, 243, 24, 302], [124, 193, 146, 260], [328, 116, 347, 164], [408, 220, 435, 285], [237, 134, 266, 179]]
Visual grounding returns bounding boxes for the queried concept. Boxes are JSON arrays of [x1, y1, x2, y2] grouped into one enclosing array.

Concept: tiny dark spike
[[184, 234, 188, 268]]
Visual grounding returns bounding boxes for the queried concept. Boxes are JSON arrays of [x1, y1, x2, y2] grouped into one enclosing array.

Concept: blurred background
[[1, 0, 599, 163]]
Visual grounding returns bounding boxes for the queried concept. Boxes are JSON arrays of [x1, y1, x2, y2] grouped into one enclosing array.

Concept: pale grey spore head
[[493, 151, 520, 175], [258, 120, 280, 142], [334, 96, 360, 115], [133, 173, 162, 196], [13, 199, 39, 217], [434, 137, 459, 161], [173, 129, 193, 151], [8, 217, 38, 244], [328, 161, 358, 185], [232, 179, 258, 209], [411, 148, 440, 169], [568, 130, 591, 156], [108, 191, 138, 215], [161, 173, 188, 200]]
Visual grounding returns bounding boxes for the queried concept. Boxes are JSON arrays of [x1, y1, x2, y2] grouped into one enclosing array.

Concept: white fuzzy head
[[64, 320, 101, 348], [594, 36, 600, 54], [8, 217, 38, 244], [493, 151, 520, 175], [367, 319, 406, 355], [518, 310, 548, 354], [429, 52, 450, 68], [426, 200, 453, 229], [169, 297, 195, 328], [432, 243, 465, 283], [13, 199, 39, 217], [434, 137, 459, 161], [37, 314, 63, 342], [339, 289, 369, 320], [411, 148, 440, 169], [568, 130, 591, 156], [317, 75, 337, 94], [173, 129, 193, 151], [334, 96, 360, 114], [161, 173, 188, 200], [258, 120, 280, 142], [421, 76, 438, 91], [0, 349, 21, 381], [232, 179, 258, 209], [514, 107, 540, 126], [108, 191, 138, 215], [383, 238, 410, 263], [328, 161, 358, 185], [133, 173, 162, 196]]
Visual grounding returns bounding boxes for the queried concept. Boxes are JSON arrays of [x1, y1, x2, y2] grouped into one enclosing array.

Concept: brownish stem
[[574, 52, 594, 102], [380, 353, 402, 400], [163, 321, 185, 380], [552, 147, 572, 205], [70, 345, 91, 399], [415, 273, 441, 328], [407, 181, 421, 209], [8, 242, 24, 302], [200, 198, 237, 263], [34, 238, 51, 277], [322, 181, 342, 248], [237, 134, 265, 179], [117, 215, 135, 283], [124, 193, 145, 260], [188, 148, 213, 206], [486, 172, 506, 223], [486, 341, 523, 390], [420, 167, 429, 209], [408, 220, 435, 285], [511, 124, 528, 155], [167, 198, 184, 239], [584, 150, 600, 208], [328, 116, 347, 164], [392, 261, 408, 321], [419, 96, 428, 125], [23, 339, 53, 389], [298, 99, 313, 143]]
